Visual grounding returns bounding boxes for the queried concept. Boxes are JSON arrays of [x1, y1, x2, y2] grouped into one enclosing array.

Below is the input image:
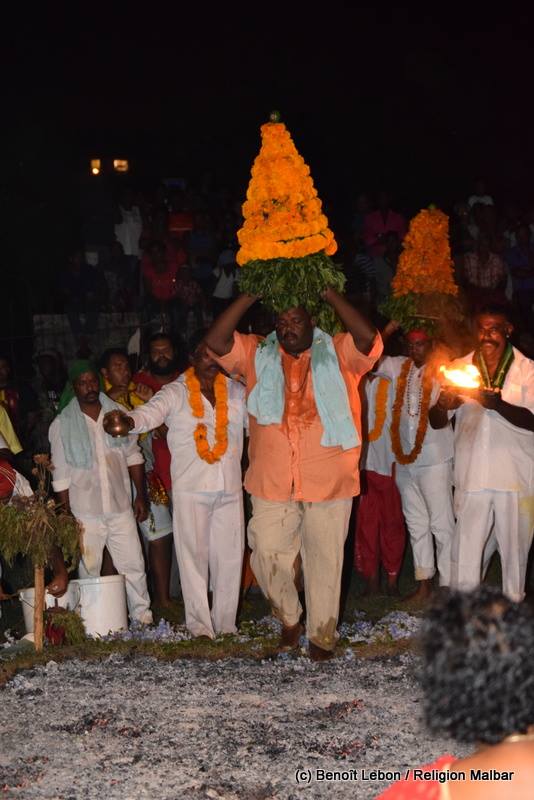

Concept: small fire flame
[[439, 364, 481, 389]]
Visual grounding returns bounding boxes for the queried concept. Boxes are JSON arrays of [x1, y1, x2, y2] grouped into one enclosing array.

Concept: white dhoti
[[172, 490, 245, 638], [77, 509, 153, 623], [395, 460, 455, 584], [248, 496, 353, 651], [451, 489, 534, 602]]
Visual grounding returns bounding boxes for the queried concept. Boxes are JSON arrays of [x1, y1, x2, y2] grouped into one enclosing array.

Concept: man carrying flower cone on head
[[205, 113, 382, 660], [378, 207, 463, 601], [103, 332, 248, 639], [374, 328, 455, 601]]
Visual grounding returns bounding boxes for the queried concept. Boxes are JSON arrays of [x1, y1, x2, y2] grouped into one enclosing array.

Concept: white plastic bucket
[[70, 575, 127, 637], [19, 583, 81, 635]]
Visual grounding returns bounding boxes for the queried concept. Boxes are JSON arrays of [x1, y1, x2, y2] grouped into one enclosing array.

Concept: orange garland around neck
[[184, 367, 228, 464], [367, 378, 389, 442], [390, 359, 432, 465]]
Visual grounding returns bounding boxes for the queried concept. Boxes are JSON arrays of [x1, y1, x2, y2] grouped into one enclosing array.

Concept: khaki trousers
[[249, 496, 353, 651]]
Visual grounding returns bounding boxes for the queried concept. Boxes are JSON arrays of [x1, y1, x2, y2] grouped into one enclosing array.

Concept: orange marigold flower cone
[[391, 208, 458, 298], [380, 206, 464, 335], [237, 115, 337, 265]]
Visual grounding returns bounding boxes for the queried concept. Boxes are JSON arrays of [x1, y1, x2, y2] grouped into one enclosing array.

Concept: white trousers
[[172, 490, 245, 638], [249, 496, 353, 651], [395, 461, 455, 584], [77, 509, 153, 623], [451, 489, 534, 602]]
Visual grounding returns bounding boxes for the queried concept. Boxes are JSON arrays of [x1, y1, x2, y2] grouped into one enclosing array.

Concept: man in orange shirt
[[206, 288, 382, 660]]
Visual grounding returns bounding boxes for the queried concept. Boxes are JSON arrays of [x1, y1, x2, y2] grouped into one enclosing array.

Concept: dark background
[[2, 4, 533, 322]]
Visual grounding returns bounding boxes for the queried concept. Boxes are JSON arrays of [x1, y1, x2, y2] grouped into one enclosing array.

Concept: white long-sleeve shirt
[[49, 409, 143, 518], [376, 356, 454, 467], [128, 374, 246, 495], [449, 348, 534, 493]]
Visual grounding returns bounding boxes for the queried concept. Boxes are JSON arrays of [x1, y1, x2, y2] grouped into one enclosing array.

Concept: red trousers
[[355, 469, 406, 578]]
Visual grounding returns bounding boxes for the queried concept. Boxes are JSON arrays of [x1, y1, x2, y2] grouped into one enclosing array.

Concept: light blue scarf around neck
[[59, 393, 129, 469], [247, 328, 359, 451]]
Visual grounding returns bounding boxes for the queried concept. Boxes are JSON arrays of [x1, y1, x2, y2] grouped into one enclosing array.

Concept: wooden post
[[34, 566, 45, 653]]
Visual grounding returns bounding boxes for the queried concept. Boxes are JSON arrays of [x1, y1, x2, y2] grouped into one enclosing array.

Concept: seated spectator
[[174, 266, 205, 339], [504, 223, 534, 329], [144, 210, 187, 270], [188, 212, 217, 295], [373, 231, 401, 305], [168, 193, 194, 244], [462, 234, 508, 311], [500, 202, 522, 248], [345, 236, 375, 300], [363, 191, 407, 257], [59, 250, 107, 346], [350, 192, 371, 238], [212, 249, 237, 317], [114, 187, 143, 284], [102, 242, 130, 311], [467, 202, 487, 243], [143, 241, 180, 310], [450, 202, 476, 256], [29, 350, 67, 455], [467, 177, 494, 208], [377, 587, 534, 798]]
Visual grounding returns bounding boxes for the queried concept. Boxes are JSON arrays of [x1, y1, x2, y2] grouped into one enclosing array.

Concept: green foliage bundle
[[0, 458, 81, 571], [237, 252, 346, 334], [46, 608, 87, 645], [379, 292, 465, 335]]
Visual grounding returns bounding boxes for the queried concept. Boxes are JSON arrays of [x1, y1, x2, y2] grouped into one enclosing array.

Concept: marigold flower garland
[[367, 378, 389, 442], [184, 367, 228, 464], [390, 359, 433, 465]]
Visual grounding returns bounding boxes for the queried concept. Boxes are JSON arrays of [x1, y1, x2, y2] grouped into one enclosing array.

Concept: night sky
[[5, 5, 534, 215]]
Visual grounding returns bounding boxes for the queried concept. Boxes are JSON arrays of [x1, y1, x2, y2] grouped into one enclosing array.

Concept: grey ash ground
[[0, 651, 467, 799]]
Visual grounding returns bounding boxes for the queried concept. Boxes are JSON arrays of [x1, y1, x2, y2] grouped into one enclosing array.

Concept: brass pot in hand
[[103, 410, 131, 438]]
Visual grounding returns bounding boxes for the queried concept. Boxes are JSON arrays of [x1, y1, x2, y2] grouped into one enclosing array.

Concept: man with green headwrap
[[49, 361, 152, 623]]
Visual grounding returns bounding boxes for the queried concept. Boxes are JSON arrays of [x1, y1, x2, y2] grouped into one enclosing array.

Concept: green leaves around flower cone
[[237, 252, 346, 333], [379, 291, 465, 335]]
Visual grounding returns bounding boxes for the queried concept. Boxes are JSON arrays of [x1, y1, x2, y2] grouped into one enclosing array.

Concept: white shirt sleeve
[[49, 417, 71, 492], [124, 433, 145, 468], [128, 383, 183, 433], [13, 471, 33, 497]]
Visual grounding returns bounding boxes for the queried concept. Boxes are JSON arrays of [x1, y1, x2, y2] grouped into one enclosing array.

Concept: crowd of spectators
[[57, 182, 240, 356]]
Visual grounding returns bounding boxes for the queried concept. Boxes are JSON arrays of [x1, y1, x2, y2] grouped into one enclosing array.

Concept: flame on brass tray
[[439, 364, 481, 389]]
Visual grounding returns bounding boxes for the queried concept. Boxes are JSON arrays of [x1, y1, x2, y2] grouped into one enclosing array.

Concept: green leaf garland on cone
[[236, 112, 345, 334]]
